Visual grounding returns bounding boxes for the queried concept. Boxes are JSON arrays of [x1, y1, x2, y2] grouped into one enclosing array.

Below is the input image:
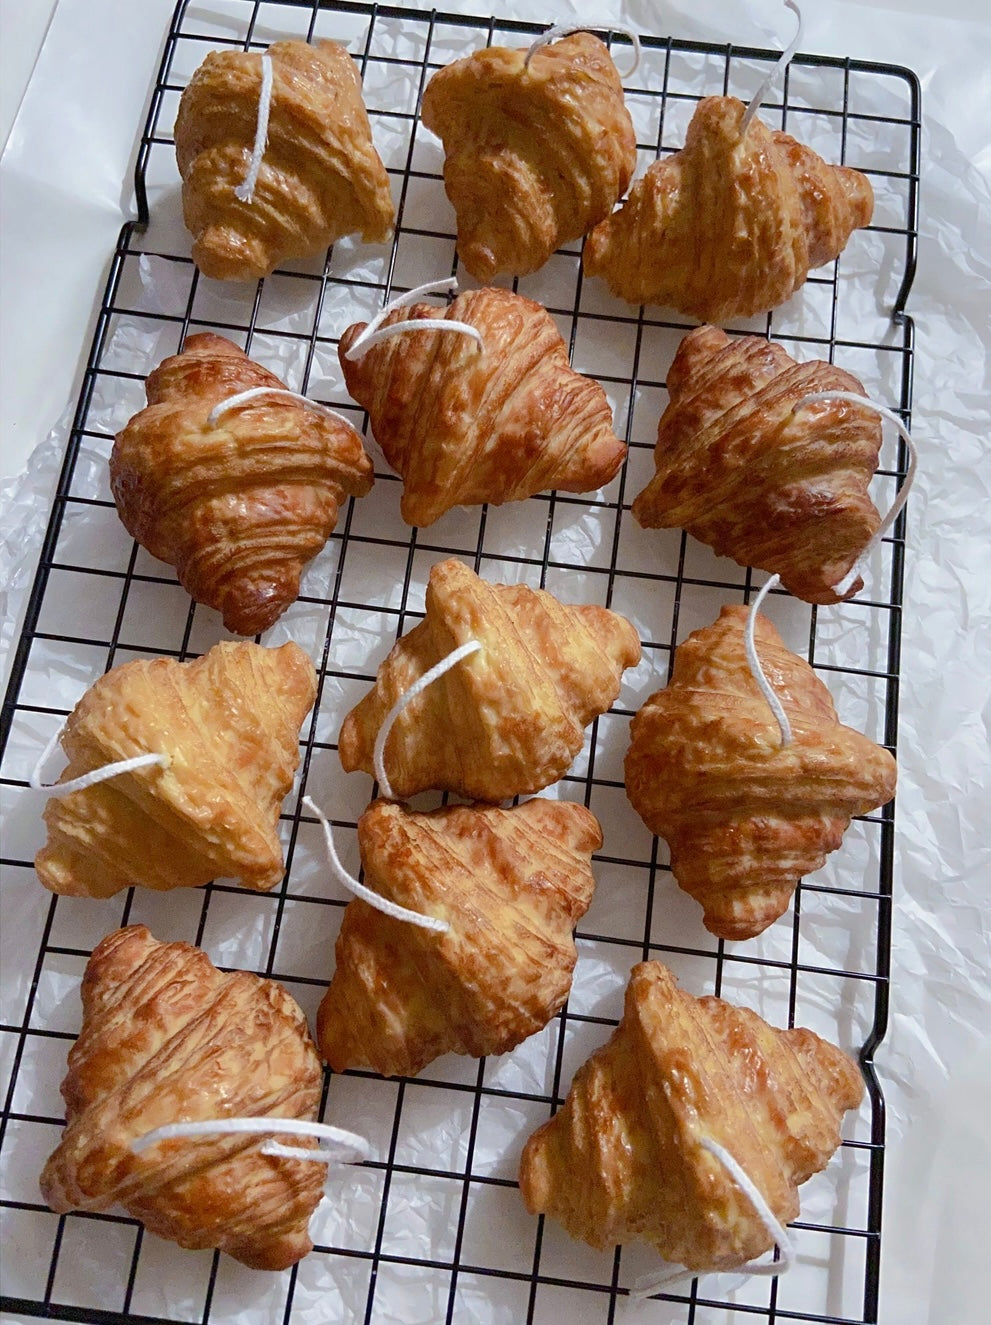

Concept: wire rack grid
[[0, 1, 920, 1323]]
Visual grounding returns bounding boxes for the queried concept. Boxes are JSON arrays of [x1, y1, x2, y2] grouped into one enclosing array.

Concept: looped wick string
[[30, 724, 170, 795], [131, 1116, 372, 1166], [744, 575, 793, 749], [740, 0, 803, 137], [303, 795, 450, 934], [523, 23, 641, 79], [234, 52, 274, 204], [343, 277, 484, 363], [207, 387, 356, 430], [791, 391, 919, 598]]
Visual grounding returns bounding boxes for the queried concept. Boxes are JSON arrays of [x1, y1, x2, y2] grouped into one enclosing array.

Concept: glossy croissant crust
[[632, 325, 883, 604], [317, 797, 601, 1076], [583, 96, 874, 321], [520, 961, 863, 1269], [35, 640, 316, 898], [420, 32, 636, 281], [174, 39, 394, 280], [40, 926, 325, 1270], [338, 558, 641, 801], [625, 606, 897, 939], [338, 287, 626, 526], [111, 333, 374, 635]]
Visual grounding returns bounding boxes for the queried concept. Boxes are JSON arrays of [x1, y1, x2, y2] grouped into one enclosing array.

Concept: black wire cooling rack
[[0, 2, 920, 1322]]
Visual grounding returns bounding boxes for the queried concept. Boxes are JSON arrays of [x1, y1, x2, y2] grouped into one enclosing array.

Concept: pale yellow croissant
[[317, 797, 600, 1076], [111, 332, 374, 635], [420, 32, 636, 281], [35, 640, 316, 898], [625, 606, 897, 939], [174, 39, 395, 280], [41, 926, 325, 1270], [338, 558, 641, 801], [583, 96, 873, 321], [519, 961, 864, 1270], [338, 287, 626, 526]]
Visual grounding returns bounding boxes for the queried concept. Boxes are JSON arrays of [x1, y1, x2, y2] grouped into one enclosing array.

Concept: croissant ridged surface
[[40, 926, 325, 1270], [111, 333, 374, 635], [339, 287, 626, 526], [420, 32, 636, 281], [174, 39, 394, 280], [519, 960, 864, 1269], [35, 640, 316, 898], [338, 558, 641, 801], [632, 325, 883, 603], [625, 606, 897, 939], [317, 797, 601, 1076], [583, 96, 874, 321]]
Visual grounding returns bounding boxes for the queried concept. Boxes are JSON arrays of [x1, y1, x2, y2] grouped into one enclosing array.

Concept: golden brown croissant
[[338, 558, 641, 801], [519, 960, 864, 1270], [111, 332, 374, 635], [583, 96, 874, 321], [420, 32, 636, 281], [35, 640, 316, 898], [317, 797, 601, 1076], [41, 926, 325, 1270], [632, 325, 883, 603], [174, 39, 395, 280], [625, 605, 897, 939], [338, 287, 626, 526]]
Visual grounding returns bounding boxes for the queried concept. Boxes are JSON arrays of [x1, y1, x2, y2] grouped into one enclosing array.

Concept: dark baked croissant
[[519, 960, 864, 1270], [174, 39, 395, 280], [338, 287, 626, 526], [35, 640, 316, 898], [41, 926, 325, 1270], [632, 325, 883, 603], [338, 558, 641, 801], [625, 605, 897, 939], [583, 96, 874, 321], [317, 797, 601, 1076], [420, 31, 636, 281], [111, 332, 374, 635]]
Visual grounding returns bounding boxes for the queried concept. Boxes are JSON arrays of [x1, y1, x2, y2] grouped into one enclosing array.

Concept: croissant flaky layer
[[519, 961, 864, 1269], [420, 32, 636, 281], [338, 558, 641, 801], [317, 798, 601, 1076], [625, 606, 897, 939], [339, 288, 626, 526], [111, 333, 374, 635], [175, 39, 394, 280], [583, 96, 874, 321], [35, 640, 316, 898], [41, 926, 325, 1270], [632, 325, 883, 603]]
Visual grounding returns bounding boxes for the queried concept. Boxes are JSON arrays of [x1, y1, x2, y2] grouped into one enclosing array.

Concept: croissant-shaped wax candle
[[317, 797, 601, 1076], [35, 640, 316, 898], [583, 96, 874, 321], [338, 287, 626, 526], [40, 926, 326, 1270], [111, 333, 374, 635], [174, 39, 395, 280], [338, 558, 640, 801], [625, 605, 897, 939], [519, 961, 863, 1269], [632, 325, 883, 603], [419, 32, 636, 282]]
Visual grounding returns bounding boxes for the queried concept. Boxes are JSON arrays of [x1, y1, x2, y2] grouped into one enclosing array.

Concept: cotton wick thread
[[372, 639, 482, 799], [791, 391, 919, 598], [234, 52, 274, 204], [523, 23, 642, 78], [29, 724, 169, 795], [131, 1116, 372, 1166], [740, 0, 803, 137], [207, 386, 357, 430], [343, 276, 483, 363], [302, 795, 450, 934], [629, 1135, 795, 1301], [744, 575, 793, 748]]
